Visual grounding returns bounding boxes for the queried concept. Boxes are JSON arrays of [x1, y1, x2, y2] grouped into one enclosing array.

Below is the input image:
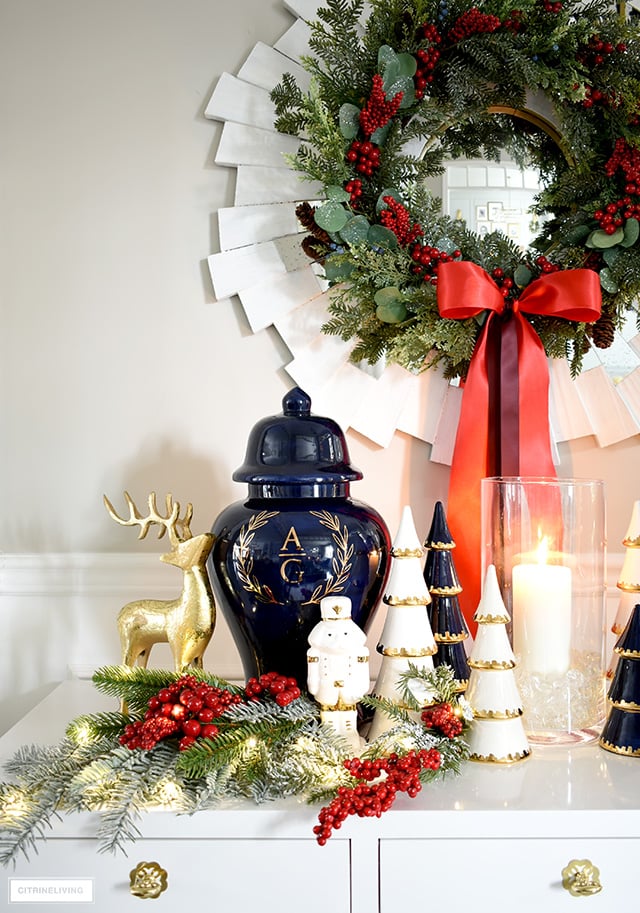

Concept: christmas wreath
[[0, 665, 469, 863], [271, 0, 640, 378]]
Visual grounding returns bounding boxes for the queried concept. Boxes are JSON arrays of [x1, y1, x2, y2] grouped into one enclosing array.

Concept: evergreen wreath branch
[[272, 0, 640, 377]]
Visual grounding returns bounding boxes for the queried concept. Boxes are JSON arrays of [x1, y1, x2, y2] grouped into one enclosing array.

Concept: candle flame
[[536, 536, 550, 565]]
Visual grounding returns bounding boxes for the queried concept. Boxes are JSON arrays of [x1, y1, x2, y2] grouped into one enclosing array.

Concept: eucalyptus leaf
[[338, 103, 361, 139], [396, 52, 417, 78], [374, 286, 403, 307], [377, 44, 397, 73], [339, 215, 371, 245], [385, 76, 415, 108], [600, 267, 619, 293], [375, 287, 407, 323], [435, 237, 457, 255], [514, 264, 533, 287], [314, 200, 349, 233], [376, 188, 402, 212], [565, 224, 591, 244], [587, 227, 625, 249], [370, 122, 391, 145], [326, 184, 351, 203], [603, 247, 621, 268], [367, 224, 398, 249], [621, 217, 639, 248]]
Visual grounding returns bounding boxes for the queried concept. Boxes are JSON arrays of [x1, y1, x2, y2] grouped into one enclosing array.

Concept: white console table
[[1, 681, 639, 912]]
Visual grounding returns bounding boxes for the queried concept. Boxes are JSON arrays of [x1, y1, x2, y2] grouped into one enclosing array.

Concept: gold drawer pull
[[561, 859, 602, 897], [129, 861, 168, 899]]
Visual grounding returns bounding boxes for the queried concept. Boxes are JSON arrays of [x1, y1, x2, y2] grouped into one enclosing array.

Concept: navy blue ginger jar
[[209, 387, 391, 686]]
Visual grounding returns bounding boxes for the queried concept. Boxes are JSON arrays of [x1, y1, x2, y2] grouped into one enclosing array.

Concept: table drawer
[[6, 837, 350, 911], [380, 837, 638, 911]]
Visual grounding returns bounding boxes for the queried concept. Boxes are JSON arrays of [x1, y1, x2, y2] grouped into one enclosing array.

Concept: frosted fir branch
[[396, 662, 463, 710], [91, 743, 179, 855], [0, 739, 111, 867], [66, 712, 131, 744]]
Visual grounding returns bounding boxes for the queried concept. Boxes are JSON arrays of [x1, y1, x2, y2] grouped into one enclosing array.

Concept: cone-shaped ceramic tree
[[466, 565, 530, 764], [608, 501, 640, 679], [600, 602, 640, 757], [368, 505, 437, 740], [423, 501, 470, 691]]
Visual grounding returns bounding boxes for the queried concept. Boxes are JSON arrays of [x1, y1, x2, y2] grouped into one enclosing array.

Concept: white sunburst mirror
[[206, 0, 640, 460]]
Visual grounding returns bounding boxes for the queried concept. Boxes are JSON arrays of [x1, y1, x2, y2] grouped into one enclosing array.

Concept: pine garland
[[0, 665, 469, 864], [272, 0, 640, 378]]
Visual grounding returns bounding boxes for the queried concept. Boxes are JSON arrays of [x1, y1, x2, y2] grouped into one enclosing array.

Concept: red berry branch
[[593, 138, 640, 233], [346, 139, 381, 176], [313, 700, 467, 843], [420, 702, 464, 738], [448, 7, 501, 42], [414, 23, 442, 100], [120, 672, 301, 752], [410, 241, 462, 284], [313, 748, 442, 844], [359, 74, 403, 137], [380, 195, 423, 246]]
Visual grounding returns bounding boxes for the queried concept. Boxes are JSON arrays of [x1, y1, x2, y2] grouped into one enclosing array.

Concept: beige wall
[[1, 0, 638, 557]]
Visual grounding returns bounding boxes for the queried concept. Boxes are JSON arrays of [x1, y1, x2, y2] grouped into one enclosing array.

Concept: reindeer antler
[[104, 491, 193, 546]]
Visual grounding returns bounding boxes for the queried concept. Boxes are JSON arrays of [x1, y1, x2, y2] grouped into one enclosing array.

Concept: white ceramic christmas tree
[[608, 501, 640, 679], [466, 565, 530, 763], [368, 506, 437, 740]]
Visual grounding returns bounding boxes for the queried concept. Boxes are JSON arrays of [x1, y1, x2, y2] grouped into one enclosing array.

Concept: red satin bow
[[437, 261, 601, 634]]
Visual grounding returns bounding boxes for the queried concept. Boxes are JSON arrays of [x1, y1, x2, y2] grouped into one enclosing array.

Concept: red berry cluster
[[359, 74, 403, 137], [577, 34, 626, 69], [313, 748, 442, 844], [541, 0, 562, 13], [345, 178, 363, 205], [120, 671, 302, 753], [488, 267, 517, 300], [410, 242, 461, 284], [380, 195, 423, 246], [534, 254, 560, 274], [346, 140, 381, 176], [594, 199, 640, 234], [414, 24, 442, 100], [580, 85, 611, 110], [420, 702, 464, 738], [120, 675, 243, 752], [448, 7, 501, 42], [605, 137, 640, 188], [502, 9, 523, 33], [594, 138, 640, 232], [244, 671, 301, 707]]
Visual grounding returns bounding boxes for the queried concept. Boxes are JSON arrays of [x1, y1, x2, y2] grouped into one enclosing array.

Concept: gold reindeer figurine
[[104, 492, 216, 673]]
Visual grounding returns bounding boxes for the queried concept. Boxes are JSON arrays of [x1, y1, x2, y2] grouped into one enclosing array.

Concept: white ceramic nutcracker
[[307, 595, 370, 753]]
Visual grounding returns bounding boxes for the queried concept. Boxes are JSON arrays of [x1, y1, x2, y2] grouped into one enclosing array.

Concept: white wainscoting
[[0, 553, 244, 736], [0, 551, 627, 736]]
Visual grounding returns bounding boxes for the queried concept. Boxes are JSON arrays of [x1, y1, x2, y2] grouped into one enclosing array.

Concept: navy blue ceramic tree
[[424, 501, 470, 692]]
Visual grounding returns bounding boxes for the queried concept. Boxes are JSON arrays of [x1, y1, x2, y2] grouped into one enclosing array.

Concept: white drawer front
[[380, 837, 638, 912], [6, 837, 350, 912]]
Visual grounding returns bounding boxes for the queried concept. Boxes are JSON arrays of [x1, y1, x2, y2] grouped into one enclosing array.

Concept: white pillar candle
[[512, 539, 572, 677]]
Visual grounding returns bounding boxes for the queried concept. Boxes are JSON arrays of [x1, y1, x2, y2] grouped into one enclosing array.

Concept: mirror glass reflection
[[435, 155, 640, 382]]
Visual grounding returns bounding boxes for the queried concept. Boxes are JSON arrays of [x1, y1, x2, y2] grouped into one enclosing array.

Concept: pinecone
[[592, 310, 616, 349], [296, 202, 332, 244], [301, 235, 327, 262]]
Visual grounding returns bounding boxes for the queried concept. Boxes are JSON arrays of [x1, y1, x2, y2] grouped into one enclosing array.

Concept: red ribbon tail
[[446, 312, 557, 636]]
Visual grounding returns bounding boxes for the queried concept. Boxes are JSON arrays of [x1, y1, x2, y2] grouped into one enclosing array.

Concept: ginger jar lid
[[233, 387, 362, 496]]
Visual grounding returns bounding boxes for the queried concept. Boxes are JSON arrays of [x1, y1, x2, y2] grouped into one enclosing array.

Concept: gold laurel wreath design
[[233, 510, 280, 603], [303, 510, 354, 605]]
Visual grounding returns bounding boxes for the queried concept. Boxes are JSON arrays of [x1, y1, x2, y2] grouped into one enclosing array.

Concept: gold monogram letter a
[[281, 526, 303, 553]]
